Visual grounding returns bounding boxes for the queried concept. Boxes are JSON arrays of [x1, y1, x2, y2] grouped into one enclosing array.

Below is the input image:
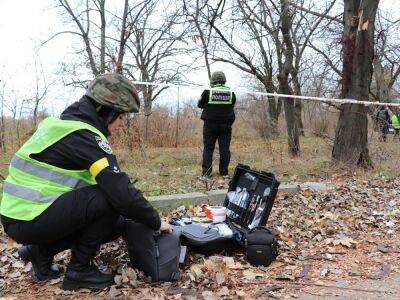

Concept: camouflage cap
[[86, 73, 140, 113], [211, 71, 226, 84]]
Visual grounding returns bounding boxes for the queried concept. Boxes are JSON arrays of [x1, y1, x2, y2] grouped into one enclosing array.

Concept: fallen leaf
[[243, 270, 256, 281], [332, 237, 357, 248], [255, 285, 284, 298], [114, 275, 122, 285], [109, 285, 121, 298], [320, 267, 329, 277], [202, 290, 217, 300], [227, 262, 244, 270], [215, 272, 225, 285], [217, 286, 230, 296], [190, 264, 203, 280], [12, 261, 24, 269], [49, 278, 62, 285], [367, 263, 391, 280], [236, 290, 246, 297], [203, 259, 215, 272]]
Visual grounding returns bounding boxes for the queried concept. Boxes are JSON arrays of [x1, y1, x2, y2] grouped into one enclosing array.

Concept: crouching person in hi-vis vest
[[0, 73, 172, 290], [198, 71, 236, 178]]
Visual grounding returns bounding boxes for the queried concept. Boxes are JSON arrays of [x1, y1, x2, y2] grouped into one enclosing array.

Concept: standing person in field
[[376, 106, 391, 142], [391, 111, 400, 140], [0, 73, 172, 291], [198, 71, 236, 178]]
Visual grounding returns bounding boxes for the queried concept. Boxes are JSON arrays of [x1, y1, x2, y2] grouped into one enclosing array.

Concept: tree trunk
[[143, 89, 152, 141], [281, 95, 299, 156], [0, 104, 4, 151], [294, 101, 304, 136], [144, 115, 150, 141], [0, 88, 5, 151], [332, 0, 379, 168], [265, 78, 282, 137], [99, 0, 106, 74], [175, 87, 180, 147], [267, 97, 282, 137], [292, 69, 305, 136], [116, 0, 129, 74], [125, 114, 134, 151], [373, 30, 390, 104], [33, 103, 38, 129], [279, 0, 299, 156]]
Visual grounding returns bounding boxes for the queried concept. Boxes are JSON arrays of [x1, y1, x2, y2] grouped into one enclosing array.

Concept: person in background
[[198, 71, 236, 178], [0, 73, 172, 291], [376, 106, 391, 142], [391, 110, 400, 140]]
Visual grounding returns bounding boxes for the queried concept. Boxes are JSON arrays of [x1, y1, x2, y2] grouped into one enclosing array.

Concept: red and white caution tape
[[130, 80, 400, 107]]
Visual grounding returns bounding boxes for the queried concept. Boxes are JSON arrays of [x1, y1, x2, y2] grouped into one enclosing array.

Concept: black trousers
[[202, 121, 232, 176], [378, 121, 388, 142], [4, 185, 124, 266]]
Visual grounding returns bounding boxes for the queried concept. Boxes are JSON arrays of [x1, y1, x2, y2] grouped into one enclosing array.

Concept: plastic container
[[205, 206, 212, 220], [210, 206, 227, 223]]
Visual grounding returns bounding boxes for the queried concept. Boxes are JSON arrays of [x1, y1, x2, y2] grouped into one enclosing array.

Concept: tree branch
[[289, 2, 343, 24], [308, 42, 342, 77]]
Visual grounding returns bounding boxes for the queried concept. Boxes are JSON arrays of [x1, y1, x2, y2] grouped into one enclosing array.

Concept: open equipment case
[[225, 164, 280, 230], [178, 164, 280, 254], [123, 164, 281, 282]]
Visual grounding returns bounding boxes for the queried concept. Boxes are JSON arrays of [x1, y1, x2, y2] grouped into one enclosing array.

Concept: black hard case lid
[[223, 164, 280, 229]]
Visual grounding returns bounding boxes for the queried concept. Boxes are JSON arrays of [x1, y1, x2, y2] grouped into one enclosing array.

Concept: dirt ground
[[1, 178, 399, 299]]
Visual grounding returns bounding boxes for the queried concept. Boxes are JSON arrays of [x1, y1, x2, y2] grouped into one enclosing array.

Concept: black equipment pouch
[[245, 227, 279, 267], [123, 221, 182, 283]]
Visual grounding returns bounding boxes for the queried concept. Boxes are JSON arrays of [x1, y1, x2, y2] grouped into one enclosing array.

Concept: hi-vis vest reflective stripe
[[0, 117, 107, 221], [391, 115, 400, 129], [208, 84, 233, 105]]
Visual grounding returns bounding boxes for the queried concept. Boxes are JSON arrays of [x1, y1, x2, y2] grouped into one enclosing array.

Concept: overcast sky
[[0, 0, 399, 116]]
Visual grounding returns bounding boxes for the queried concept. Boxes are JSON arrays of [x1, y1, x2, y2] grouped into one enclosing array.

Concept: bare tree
[[29, 59, 52, 128], [207, 0, 282, 137], [370, 11, 400, 104], [56, 0, 104, 76], [122, 0, 189, 139], [203, 0, 335, 154], [290, 0, 338, 136], [3, 89, 30, 150], [50, 0, 139, 81], [276, 0, 300, 156], [332, 0, 380, 167], [0, 79, 5, 151], [52, 0, 189, 141], [183, 0, 225, 81]]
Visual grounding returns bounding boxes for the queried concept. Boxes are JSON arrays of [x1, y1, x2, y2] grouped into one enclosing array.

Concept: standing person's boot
[[18, 245, 61, 281], [62, 262, 114, 290]]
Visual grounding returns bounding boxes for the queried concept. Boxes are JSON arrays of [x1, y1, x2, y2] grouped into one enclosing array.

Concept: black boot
[[18, 245, 61, 281], [62, 263, 114, 291]]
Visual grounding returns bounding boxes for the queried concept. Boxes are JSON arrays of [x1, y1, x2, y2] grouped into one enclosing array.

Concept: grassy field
[[2, 134, 399, 197]]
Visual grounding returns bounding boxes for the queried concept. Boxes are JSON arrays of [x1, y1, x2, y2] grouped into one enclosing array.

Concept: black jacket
[[198, 87, 236, 124], [2, 96, 161, 230], [376, 108, 390, 125]]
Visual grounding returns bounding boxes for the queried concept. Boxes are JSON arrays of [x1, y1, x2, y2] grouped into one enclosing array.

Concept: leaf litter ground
[[0, 178, 399, 299]]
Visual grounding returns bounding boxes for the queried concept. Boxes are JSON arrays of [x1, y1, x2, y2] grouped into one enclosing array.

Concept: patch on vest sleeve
[[95, 136, 113, 154], [89, 157, 109, 178]]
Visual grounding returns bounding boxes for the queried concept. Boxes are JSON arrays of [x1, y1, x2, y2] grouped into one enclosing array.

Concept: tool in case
[[224, 164, 280, 231], [175, 164, 280, 257]]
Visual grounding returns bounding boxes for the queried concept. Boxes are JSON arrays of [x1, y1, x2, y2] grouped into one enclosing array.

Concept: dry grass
[[1, 104, 400, 197], [102, 134, 400, 196]]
